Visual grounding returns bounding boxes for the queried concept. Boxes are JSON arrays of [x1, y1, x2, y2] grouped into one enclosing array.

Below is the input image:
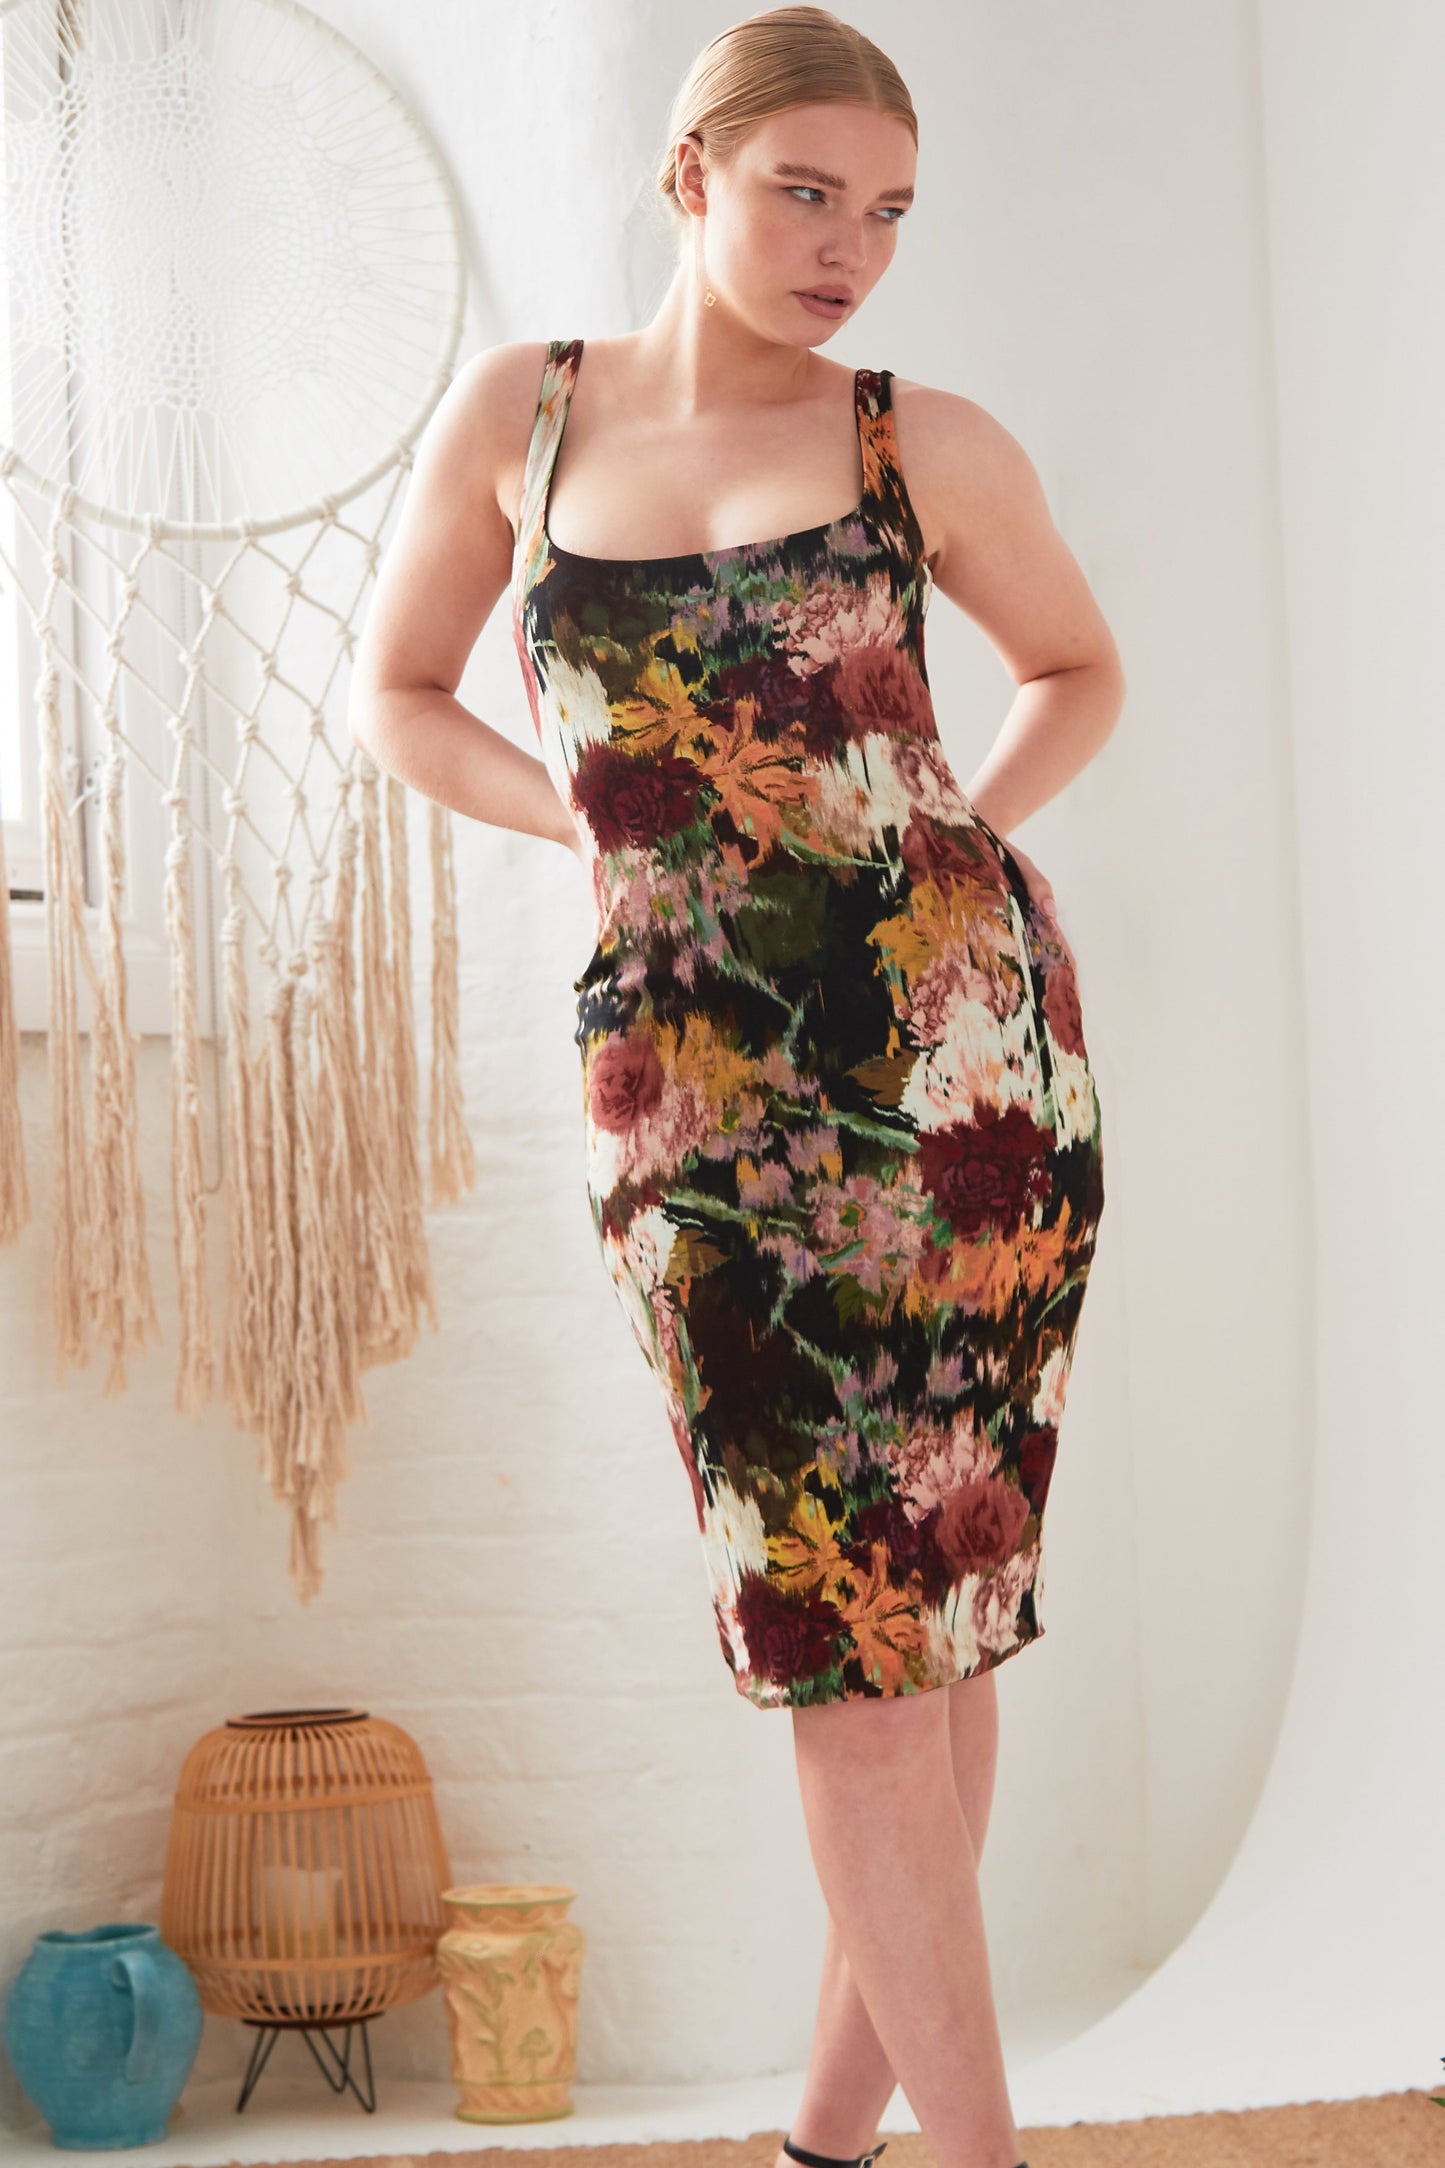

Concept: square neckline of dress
[[539, 339, 874, 571]]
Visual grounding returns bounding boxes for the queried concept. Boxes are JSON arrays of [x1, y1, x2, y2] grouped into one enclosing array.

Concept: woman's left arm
[[893, 379, 1127, 871]]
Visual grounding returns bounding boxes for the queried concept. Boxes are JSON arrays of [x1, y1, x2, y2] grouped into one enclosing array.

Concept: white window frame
[[1, 4, 206, 1039]]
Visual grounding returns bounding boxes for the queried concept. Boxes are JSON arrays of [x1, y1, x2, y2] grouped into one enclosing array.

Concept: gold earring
[[704, 287, 716, 307]]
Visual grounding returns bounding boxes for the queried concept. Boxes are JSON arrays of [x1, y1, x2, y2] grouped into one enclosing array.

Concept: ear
[[674, 132, 709, 216]]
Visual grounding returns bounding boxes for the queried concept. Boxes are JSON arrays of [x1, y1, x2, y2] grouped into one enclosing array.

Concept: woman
[[352, 9, 1124, 2168]]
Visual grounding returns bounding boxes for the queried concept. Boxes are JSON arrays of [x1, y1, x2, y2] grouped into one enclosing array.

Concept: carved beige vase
[[436, 1883, 585, 2122]]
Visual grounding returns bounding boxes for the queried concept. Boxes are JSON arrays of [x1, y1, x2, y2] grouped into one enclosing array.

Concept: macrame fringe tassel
[[287, 968, 352, 1601], [35, 503, 160, 1390], [384, 771, 438, 1335], [160, 745, 214, 1414], [220, 876, 265, 1433], [356, 755, 418, 1368], [220, 890, 340, 1598], [220, 770, 448, 1602], [260, 966, 304, 1557], [310, 809, 368, 1439], [0, 812, 33, 1246], [91, 736, 161, 1396], [14, 678, 465, 1601], [39, 634, 94, 1378], [428, 798, 475, 1207]]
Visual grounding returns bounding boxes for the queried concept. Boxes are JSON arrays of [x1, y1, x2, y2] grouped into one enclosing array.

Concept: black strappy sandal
[[781, 2146, 1029, 2168], [781, 2143, 890, 2168]]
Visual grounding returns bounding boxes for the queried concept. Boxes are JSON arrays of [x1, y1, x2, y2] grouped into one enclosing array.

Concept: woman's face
[[678, 102, 916, 344]]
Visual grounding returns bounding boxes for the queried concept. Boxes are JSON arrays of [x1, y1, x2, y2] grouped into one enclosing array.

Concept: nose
[[819, 222, 871, 275]]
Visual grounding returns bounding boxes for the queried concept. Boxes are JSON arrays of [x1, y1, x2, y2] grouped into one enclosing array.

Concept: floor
[[10, 1954, 1420, 2165], [1, 1995, 1107, 2165]]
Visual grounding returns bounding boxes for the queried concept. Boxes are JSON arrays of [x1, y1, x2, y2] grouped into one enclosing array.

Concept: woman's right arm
[[349, 340, 583, 857]]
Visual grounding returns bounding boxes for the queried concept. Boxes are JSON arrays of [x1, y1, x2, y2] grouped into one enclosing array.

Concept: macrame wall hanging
[[0, 0, 472, 1598]]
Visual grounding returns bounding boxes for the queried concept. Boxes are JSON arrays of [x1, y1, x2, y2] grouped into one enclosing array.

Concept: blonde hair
[[655, 6, 917, 229]]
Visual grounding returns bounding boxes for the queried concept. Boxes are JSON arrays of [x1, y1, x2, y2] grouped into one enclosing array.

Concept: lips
[[800, 288, 853, 303]]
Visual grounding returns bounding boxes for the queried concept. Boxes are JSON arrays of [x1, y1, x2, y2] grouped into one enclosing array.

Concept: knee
[[791, 1684, 952, 1777]]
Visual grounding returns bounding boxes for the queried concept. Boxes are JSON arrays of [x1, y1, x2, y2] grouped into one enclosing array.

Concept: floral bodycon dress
[[512, 338, 1106, 1709]]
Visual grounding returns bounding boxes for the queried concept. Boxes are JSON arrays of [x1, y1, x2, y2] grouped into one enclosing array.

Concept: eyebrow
[[770, 160, 915, 206]]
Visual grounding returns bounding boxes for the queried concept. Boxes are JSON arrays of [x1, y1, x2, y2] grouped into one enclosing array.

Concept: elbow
[[348, 624, 393, 754], [1097, 645, 1128, 737], [348, 676, 384, 759]]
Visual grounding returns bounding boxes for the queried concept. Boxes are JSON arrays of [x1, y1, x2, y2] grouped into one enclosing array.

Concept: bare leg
[[776, 1666, 1022, 2168], [777, 1669, 1003, 2161]]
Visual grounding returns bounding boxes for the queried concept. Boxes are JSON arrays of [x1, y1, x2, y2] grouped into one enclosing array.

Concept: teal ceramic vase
[[1, 1922, 203, 2149]]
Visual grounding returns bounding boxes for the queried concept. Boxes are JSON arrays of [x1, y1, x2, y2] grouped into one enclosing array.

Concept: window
[[0, 7, 191, 1036]]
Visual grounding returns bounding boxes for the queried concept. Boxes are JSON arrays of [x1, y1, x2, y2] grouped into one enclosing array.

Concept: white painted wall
[[1017, 0, 1445, 2115], [7, 0, 1412, 2123]]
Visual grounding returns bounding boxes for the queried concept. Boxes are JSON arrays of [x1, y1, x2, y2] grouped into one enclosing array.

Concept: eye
[[786, 185, 907, 223]]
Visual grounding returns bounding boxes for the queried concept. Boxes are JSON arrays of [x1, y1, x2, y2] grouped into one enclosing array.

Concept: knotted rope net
[[0, 0, 472, 1597]]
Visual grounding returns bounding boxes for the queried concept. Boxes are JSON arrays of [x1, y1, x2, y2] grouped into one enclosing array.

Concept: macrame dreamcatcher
[[0, 0, 472, 1597]]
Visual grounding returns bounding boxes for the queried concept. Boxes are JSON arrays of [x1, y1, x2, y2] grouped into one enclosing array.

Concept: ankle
[[780, 2134, 1028, 2168], [781, 2138, 888, 2168]]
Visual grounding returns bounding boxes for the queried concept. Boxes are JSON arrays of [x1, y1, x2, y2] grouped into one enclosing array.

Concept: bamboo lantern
[[159, 1707, 452, 2025]]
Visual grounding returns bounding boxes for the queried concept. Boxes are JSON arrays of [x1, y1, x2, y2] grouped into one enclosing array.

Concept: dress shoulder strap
[[511, 339, 581, 742], [515, 337, 581, 575], [855, 365, 927, 568]]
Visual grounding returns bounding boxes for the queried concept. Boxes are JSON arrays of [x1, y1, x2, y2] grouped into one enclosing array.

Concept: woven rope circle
[[0, 0, 466, 538]]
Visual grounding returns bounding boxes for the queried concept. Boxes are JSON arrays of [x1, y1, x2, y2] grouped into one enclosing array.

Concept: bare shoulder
[[888, 373, 1053, 575], [888, 372, 1122, 687], [409, 338, 554, 536], [352, 339, 556, 701]]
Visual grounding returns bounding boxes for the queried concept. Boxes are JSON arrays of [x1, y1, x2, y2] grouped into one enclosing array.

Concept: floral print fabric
[[512, 338, 1105, 1708]]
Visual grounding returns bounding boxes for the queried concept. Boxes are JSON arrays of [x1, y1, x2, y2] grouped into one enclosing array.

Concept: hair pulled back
[[655, 6, 917, 231]]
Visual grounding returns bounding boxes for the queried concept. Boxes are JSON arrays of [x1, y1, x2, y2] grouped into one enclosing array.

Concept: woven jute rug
[[218, 2087, 1442, 2168]]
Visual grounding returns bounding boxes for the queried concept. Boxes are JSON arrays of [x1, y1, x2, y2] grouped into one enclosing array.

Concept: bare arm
[[895, 382, 1127, 840], [349, 341, 582, 856]]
